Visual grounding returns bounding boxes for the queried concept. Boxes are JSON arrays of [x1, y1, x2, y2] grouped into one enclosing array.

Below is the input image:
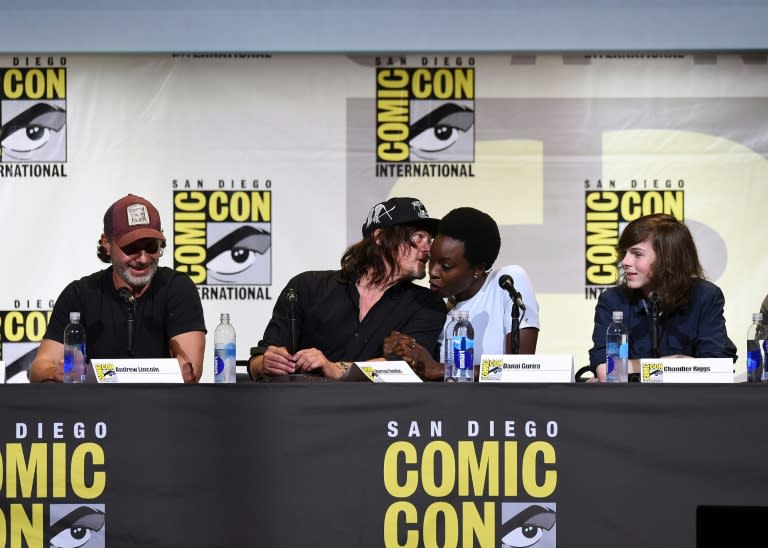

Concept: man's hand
[[179, 361, 197, 384], [293, 348, 340, 378], [261, 346, 297, 375]]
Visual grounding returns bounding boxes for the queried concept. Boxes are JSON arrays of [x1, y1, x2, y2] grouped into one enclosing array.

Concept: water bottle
[[746, 313, 765, 383], [452, 311, 475, 382], [443, 311, 459, 382], [214, 313, 236, 383], [63, 312, 87, 384], [605, 310, 628, 382]]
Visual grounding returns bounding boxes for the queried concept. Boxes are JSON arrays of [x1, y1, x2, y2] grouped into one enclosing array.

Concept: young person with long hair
[[588, 213, 736, 381]]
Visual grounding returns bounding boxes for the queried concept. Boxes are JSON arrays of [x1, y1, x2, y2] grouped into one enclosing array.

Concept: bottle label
[[453, 336, 475, 370], [619, 342, 628, 359], [214, 343, 236, 378], [606, 342, 619, 374], [747, 340, 764, 382], [64, 343, 86, 375]]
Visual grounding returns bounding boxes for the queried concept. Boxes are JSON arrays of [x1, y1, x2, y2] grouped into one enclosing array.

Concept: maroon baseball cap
[[103, 194, 165, 247]]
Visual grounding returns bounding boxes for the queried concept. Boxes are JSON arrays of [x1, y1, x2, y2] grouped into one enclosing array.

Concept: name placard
[[478, 354, 574, 383], [343, 361, 423, 383], [640, 358, 734, 383], [0, 361, 5, 384], [89, 358, 184, 384]]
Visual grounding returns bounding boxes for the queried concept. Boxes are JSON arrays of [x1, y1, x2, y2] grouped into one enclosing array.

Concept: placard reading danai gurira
[[479, 355, 574, 383]]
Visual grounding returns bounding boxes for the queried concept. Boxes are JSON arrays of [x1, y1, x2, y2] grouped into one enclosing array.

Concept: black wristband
[[250, 346, 266, 357]]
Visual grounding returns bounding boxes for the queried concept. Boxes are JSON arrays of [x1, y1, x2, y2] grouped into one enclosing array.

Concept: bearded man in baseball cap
[[30, 194, 206, 383]]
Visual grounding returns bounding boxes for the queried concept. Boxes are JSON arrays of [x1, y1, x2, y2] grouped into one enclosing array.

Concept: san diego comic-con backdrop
[[0, 53, 767, 382]]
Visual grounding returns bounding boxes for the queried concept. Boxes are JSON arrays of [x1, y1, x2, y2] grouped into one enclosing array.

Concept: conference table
[[0, 382, 765, 547]]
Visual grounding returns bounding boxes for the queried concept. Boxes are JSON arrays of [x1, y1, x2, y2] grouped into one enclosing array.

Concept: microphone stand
[[127, 299, 135, 357], [649, 304, 660, 359], [511, 301, 521, 355], [118, 288, 136, 357], [286, 289, 297, 355], [498, 275, 525, 355]]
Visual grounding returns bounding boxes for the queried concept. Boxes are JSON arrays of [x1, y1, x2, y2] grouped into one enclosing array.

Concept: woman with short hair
[[385, 207, 540, 380]]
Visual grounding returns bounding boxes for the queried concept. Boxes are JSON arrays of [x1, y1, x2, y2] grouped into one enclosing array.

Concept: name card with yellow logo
[[343, 361, 423, 383], [89, 358, 184, 383], [640, 358, 733, 383], [479, 355, 574, 383]]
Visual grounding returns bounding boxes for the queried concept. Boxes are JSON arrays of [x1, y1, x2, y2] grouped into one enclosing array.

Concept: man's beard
[[115, 262, 158, 288]]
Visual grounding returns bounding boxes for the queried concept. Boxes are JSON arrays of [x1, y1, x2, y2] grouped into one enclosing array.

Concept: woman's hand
[[383, 331, 443, 380]]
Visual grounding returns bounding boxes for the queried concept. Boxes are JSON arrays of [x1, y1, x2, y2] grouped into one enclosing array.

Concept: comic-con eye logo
[[173, 190, 271, 286], [376, 68, 475, 163], [49, 504, 106, 548], [500, 503, 556, 548], [0, 68, 67, 162]]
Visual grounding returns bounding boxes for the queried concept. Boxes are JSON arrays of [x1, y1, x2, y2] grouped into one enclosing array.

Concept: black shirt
[[45, 266, 206, 359], [258, 270, 446, 361]]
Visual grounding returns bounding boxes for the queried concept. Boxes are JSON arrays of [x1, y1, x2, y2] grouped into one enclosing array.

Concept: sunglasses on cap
[[120, 239, 161, 256]]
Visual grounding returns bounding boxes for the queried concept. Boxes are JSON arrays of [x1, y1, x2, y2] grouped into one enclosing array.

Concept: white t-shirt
[[439, 265, 540, 364]]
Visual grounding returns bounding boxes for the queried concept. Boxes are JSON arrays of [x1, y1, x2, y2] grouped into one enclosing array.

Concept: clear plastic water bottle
[[214, 313, 236, 383], [746, 312, 765, 383], [443, 311, 459, 382], [63, 312, 87, 384], [606, 310, 628, 382], [763, 338, 768, 383], [452, 311, 475, 382]]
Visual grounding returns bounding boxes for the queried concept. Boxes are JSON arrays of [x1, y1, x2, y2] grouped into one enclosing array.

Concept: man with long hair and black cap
[[30, 194, 206, 383], [248, 197, 446, 380]]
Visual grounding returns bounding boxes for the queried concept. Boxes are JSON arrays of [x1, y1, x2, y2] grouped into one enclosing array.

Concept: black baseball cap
[[361, 197, 439, 237]]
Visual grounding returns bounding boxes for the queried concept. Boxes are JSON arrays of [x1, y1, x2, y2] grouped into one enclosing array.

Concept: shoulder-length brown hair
[[340, 224, 421, 286], [618, 213, 704, 313]]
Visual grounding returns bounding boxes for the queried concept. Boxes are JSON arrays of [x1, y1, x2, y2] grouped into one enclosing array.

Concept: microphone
[[117, 288, 135, 357], [648, 291, 662, 318], [117, 287, 135, 304], [286, 288, 297, 305], [498, 275, 526, 312], [286, 288, 297, 355]]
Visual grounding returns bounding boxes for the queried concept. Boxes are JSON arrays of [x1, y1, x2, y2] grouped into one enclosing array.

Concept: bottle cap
[[612, 310, 623, 321], [753, 312, 763, 322], [220, 313, 230, 321], [69, 311, 81, 321]]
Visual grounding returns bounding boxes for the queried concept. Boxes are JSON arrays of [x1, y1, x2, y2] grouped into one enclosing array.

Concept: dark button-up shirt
[[258, 270, 446, 361], [589, 279, 737, 368]]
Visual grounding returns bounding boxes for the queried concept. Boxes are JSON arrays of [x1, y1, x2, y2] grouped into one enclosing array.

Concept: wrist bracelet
[[335, 361, 352, 373]]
